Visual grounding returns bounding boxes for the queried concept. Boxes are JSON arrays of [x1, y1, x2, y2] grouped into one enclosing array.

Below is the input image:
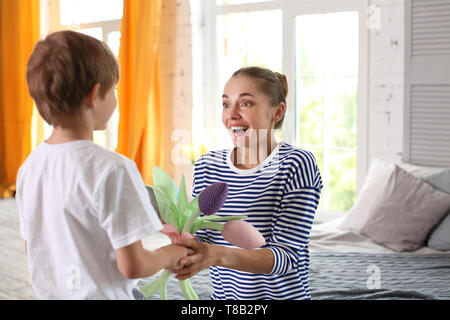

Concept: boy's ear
[[86, 83, 101, 108]]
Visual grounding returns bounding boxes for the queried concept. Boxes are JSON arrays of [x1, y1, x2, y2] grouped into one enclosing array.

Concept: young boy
[[16, 30, 187, 299]]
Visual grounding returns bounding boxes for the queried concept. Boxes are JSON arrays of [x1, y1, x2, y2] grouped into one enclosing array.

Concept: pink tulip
[[160, 224, 181, 242], [160, 224, 195, 244], [222, 220, 266, 249]]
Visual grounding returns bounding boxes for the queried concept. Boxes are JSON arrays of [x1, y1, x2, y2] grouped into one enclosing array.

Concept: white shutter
[[404, 0, 450, 166]]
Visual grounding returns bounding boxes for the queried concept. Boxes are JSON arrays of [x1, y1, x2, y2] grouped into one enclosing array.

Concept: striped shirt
[[192, 142, 323, 300]]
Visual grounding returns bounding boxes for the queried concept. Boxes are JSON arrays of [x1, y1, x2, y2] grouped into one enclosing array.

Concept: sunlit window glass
[[107, 31, 121, 57], [296, 11, 359, 213], [60, 0, 123, 25], [215, 9, 282, 148], [216, 10, 282, 92], [79, 27, 103, 41]]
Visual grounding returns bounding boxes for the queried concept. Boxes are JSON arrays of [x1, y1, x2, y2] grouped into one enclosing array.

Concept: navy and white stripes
[[193, 142, 322, 300]]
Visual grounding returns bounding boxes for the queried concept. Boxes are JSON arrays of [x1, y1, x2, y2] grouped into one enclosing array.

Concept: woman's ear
[[85, 83, 101, 109], [273, 102, 286, 123]]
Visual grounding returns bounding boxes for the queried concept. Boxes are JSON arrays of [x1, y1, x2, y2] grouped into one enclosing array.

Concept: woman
[[174, 66, 323, 299]]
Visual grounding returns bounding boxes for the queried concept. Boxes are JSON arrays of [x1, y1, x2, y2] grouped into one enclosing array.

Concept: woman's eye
[[240, 101, 252, 108], [222, 102, 229, 108]]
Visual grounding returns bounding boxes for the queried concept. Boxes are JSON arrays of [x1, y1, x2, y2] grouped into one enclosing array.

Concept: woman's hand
[[172, 237, 218, 280], [171, 233, 275, 280]]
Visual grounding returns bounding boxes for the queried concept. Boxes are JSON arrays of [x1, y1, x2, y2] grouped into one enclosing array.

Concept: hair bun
[[274, 72, 288, 100]]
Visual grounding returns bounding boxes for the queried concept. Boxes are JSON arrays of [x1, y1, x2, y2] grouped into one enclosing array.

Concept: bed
[[308, 217, 450, 300], [307, 159, 450, 300], [134, 159, 450, 300]]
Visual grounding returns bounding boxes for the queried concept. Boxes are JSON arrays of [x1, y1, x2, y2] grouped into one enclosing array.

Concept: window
[[59, 0, 123, 25], [38, 0, 123, 151], [194, 0, 368, 213], [296, 11, 359, 212]]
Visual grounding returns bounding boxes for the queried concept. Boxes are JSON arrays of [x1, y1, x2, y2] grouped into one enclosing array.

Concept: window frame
[[196, 0, 369, 207], [42, 0, 122, 151]]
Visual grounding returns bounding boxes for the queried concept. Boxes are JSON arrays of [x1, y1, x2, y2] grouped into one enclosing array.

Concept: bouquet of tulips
[[139, 166, 265, 300]]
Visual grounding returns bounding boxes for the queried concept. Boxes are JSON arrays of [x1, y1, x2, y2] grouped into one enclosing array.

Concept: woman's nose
[[227, 103, 242, 119]]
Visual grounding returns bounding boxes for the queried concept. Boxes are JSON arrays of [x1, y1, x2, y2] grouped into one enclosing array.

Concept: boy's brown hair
[[26, 30, 119, 126]]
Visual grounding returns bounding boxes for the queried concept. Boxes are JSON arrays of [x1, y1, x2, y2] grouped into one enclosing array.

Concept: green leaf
[[180, 208, 192, 230], [152, 186, 178, 226], [153, 166, 178, 207], [181, 196, 201, 233], [178, 175, 188, 215], [186, 195, 200, 217], [174, 206, 183, 233]]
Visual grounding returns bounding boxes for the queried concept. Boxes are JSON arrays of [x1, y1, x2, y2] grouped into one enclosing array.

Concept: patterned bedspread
[[309, 252, 450, 300], [134, 252, 450, 300]]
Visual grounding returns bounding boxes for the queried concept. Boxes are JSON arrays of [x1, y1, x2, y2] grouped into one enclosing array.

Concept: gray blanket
[[309, 252, 450, 300], [133, 252, 450, 300]]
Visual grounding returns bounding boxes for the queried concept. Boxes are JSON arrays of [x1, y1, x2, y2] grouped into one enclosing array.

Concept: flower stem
[[192, 215, 248, 233], [196, 214, 247, 223], [160, 277, 169, 300], [185, 279, 199, 299], [193, 221, 224, 232], [179, 279, 198, 300], [140, 269, 171, 298]]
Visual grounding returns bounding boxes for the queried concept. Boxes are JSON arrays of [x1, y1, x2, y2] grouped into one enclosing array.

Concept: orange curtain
[[0, 0, 40, 198], [117, 0, 171, 185]]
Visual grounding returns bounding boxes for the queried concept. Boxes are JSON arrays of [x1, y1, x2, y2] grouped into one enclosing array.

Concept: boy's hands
[[171, 237, 217, 280], [162, 243, 192, 270], [115, 239, 192, 279], [165, 231, 196, 270], [114, 231, 199, 279]]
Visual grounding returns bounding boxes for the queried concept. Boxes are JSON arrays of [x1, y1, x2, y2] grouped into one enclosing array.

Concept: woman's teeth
[[231, 126, 248, 134]]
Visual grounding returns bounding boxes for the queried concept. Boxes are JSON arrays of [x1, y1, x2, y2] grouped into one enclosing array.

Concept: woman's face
[[222, 75, 282, 148]]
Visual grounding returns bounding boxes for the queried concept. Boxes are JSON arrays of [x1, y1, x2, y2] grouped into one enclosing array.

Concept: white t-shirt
[[15, 140, 163, 299]]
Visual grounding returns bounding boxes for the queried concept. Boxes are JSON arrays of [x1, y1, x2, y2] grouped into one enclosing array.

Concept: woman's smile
[[230, 125, 249, 136]]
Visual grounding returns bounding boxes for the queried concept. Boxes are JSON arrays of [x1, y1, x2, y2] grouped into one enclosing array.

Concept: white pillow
[[339, 158, 395, 232], [398, 162, 446, 178]]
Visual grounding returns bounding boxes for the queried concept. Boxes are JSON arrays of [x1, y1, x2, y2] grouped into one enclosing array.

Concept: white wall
[[163, 0, 195, 196], [368, 0, 405, 165]]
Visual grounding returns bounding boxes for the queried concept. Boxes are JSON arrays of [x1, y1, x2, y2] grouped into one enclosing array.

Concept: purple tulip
[[198, 182, 228, 215]]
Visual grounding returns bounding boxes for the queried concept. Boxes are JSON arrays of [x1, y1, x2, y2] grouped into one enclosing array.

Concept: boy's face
[[93, 85, 117, 130]]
